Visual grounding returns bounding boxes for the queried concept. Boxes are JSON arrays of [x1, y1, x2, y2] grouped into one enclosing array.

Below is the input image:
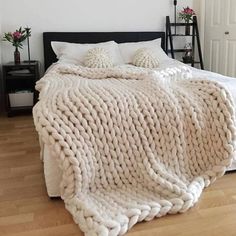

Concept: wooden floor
[[0, 115, 236, 236]]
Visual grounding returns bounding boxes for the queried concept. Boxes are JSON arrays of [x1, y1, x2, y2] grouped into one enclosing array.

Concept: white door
[[205, 0, 236, 77]]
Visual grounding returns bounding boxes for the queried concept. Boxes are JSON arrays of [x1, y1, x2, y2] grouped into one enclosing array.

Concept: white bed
[[34, 31, 236, 236], [39, 58, 236, 197]]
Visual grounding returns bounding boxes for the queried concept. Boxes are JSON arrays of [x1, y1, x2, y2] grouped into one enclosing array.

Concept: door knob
[[225, 31, 230, 35]]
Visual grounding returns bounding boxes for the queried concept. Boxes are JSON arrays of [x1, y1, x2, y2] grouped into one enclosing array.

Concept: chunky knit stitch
[[33, 64, 236, 236]]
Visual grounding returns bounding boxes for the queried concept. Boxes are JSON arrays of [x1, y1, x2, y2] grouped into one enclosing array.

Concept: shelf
[[170, 34, 196, 37], [7, 90, 33, 93], [6, 75, 35, 79], [170, 23, 194, 26], [9, 106, 33, 111], [182, 61, 200, 64], [167, 49, 193, 53], [4, 61, 38, 67], [166, 16, 204, 70]]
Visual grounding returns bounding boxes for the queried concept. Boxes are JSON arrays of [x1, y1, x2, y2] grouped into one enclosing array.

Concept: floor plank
[[0, 115, 236, 236]]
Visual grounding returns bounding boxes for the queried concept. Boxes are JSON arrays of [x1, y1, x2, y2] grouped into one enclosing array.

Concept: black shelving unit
[[166, 15, 204, 70], [2, 61, 39, 117]]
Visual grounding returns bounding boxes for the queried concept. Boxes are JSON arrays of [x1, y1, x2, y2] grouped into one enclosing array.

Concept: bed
[[33, 31, 236, 236], [39, 32, 236, 198]]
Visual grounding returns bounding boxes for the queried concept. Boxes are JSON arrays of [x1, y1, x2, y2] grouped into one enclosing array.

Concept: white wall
[[1, 0, 194, 69]]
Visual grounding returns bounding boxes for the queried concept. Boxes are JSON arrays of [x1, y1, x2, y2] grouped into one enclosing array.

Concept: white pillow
[[119, 38, 169, 64], [84, 48, 113, 68], [51, 41, 124, 66], [132, 48, 159, 68]]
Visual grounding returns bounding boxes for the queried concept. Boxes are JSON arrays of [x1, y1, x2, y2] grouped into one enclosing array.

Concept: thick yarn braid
[[33, 64, 236, 236]]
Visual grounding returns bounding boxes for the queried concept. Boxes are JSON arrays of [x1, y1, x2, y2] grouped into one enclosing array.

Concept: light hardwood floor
[[0, 115, 236, 236]]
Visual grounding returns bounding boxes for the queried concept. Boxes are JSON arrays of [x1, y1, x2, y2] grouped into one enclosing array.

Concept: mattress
[[41, 59, 236, 197]]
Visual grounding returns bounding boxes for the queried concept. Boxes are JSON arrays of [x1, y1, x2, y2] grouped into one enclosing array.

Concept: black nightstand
[[2, 61, 40, 117]]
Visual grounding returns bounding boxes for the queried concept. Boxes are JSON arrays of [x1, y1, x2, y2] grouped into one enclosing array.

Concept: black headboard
[[43, 32, 165, 70]]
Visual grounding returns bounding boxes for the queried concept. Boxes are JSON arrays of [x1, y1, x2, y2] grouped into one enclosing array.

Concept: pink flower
[[182, 7, 195, 16], [12, 31, 22, 39]]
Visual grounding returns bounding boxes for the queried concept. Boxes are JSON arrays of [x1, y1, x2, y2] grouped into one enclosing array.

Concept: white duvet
[[159, 59, 236, 105]]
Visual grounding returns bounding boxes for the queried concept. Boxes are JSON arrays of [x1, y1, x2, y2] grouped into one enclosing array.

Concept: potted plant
[[3, 27, 31, 64], [179, 7, 195, 35]]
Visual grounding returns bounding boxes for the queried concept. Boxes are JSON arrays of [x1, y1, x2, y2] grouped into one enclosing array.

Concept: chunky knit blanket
[[33, 64, 236, 236]]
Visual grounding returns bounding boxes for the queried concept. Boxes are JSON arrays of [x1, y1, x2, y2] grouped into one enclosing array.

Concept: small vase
[[185, 21, 191, 36], [182, 55, 193, 64], [14, 47, 20, 64]]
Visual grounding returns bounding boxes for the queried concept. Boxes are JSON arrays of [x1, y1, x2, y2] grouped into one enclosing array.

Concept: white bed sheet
[[42, 59, 236, 197], [43, 144, 61, 197]]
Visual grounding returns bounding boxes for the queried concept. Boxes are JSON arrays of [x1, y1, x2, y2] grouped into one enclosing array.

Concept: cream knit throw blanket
[[33, 64, 236, 236]]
